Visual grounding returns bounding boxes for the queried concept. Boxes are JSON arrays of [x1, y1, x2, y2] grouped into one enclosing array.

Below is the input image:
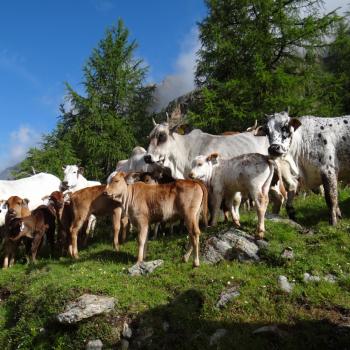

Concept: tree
[[16, 19, 154, 180], [189, 0, 340, 132]]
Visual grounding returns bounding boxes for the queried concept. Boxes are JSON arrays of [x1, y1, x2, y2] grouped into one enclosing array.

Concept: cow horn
[[152, 117, 157, 126]]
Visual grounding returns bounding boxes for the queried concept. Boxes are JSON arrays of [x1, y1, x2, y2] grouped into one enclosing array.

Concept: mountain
[[0, 165, 18, 180]]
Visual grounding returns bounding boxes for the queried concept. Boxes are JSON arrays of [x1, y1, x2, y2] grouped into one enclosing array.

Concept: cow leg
[[232, 192, 242, 220], [69, 216, 86, 259], [153, 222, 160, 239], [209, 192, 222, 226], [31, 233, 43, 263], [112, 208, 122, 252], [286, 190, 296, 221], [321, 170, 339, 225], [192, 220, 201, 267], [137, 223, 148, 264], [3, 240, 12, 269], [252, 190, 269, 239], [269, 184, 283, 214]]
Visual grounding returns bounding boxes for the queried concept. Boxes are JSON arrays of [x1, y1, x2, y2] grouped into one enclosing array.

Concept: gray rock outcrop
[[128, 260, 164, 276]]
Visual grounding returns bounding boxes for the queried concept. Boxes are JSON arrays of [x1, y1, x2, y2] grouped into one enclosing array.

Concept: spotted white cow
[[256, 111, 350, 224], [189, 153, 276, 238]]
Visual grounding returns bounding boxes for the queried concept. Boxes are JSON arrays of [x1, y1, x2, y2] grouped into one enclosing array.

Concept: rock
[[216, 286, 240, 308], [277, 275, 293, 293], [162, 321, 170, 332], [128, 260, 164, 276], [122, 321, 133, 339], [256, 239, 269, 250], [324, 273, 337, 283], [86, 339, 103, 350], [303, 272, 337, 283], [303, 273, 321, 283], [120, 339, 129, 350], [253, 324, 287, 337], [265, 213, 304, 230], [280, 247, 294, 261], [202, 228, 260, 264], [209, 329, 228, 346], [57, 294, 116, 324]]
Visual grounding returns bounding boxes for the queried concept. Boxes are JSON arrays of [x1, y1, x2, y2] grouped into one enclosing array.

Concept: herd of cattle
[[0, 111, 349, 268]]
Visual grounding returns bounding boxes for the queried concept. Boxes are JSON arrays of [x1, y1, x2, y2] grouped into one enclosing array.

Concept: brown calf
[[3, 196, 31, 268], [8, 205, 56, 263], [67, 185, 123, 259], [105, 173, 208, 267]]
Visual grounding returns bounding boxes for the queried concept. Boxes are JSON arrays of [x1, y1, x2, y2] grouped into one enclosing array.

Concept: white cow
[[256, 111, 350, 224], [0, 200, 7, 228], [189, 153, 276, 238], [61, 165, 101, 234], [107, 146, 160, 184], [61, 165, 101, 192], [0, 173, 61, 212]]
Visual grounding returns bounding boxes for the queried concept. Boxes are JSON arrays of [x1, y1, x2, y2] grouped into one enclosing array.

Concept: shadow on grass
[[127, 289, 350, 350]]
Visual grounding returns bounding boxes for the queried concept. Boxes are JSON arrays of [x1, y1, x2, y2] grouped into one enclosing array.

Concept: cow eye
[[158, 132, 167, 143], [281, 126, 289, 133]]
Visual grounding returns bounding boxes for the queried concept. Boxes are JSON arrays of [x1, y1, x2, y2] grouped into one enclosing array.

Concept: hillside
[[0, 189, 349, 349], [0, 165, 18, 180]]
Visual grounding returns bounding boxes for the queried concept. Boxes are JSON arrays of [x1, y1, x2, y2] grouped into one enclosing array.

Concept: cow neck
[[169, 133, 190, 178]]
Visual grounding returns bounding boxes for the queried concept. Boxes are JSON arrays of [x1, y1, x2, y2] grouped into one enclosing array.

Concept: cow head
[[144, 118, 180, 165], [61, 165, 84, 190], [104, 172, 128, 203], [6, 196, 30, 218], [48, 191, 65, 210], [188, 153, 219, 185], [255, 111, 301, 157]]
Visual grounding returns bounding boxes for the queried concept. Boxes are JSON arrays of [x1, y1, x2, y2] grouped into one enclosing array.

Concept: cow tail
[[262, 157, 277, 197], [196, 180, 208, 228]]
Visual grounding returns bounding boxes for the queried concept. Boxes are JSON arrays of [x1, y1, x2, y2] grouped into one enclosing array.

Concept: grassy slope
[[0, 190, 349, 349]]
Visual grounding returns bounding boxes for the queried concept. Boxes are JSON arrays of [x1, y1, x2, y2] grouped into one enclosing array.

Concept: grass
[[0, 189, 350, 349]]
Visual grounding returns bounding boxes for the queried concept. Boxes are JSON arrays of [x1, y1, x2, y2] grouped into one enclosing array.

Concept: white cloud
[[152, 27, 200, 112], [0, 126, 42, 172]]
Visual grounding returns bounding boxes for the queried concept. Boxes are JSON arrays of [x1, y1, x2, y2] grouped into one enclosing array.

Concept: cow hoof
[[255, 232, 264, 240], [193, 261, 200, 268], [182, 255, 190, 263]]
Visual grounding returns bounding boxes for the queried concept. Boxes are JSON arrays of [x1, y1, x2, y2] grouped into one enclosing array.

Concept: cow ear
[[78, 167, 84, 175], [254, 126, 267, 136], [62, 166, 66, 171], [23, 198, 30, 207], [206, 153, 219, 165], [289, 118, 301, 131]]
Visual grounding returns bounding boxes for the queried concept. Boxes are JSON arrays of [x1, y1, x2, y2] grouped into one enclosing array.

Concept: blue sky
[[0, 0, 206, 171], [0, 0, 347, 172]]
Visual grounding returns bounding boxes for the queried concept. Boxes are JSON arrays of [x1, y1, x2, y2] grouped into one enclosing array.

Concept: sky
[[0, 0, 348, 172]]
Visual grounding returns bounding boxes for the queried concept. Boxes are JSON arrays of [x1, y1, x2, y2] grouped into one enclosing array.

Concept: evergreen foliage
[[190, 0, 341, 132]]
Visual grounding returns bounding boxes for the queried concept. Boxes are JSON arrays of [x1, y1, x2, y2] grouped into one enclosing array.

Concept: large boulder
[[202, 228, 264, 264], [57, 294, 116, 324]]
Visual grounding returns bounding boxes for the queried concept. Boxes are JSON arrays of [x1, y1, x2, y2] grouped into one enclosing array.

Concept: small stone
[[303, 273, 321, 283], [278, 275, 293, 293], [281, 247, 294, 261], [253, 324, 287, 337], [57, 294, 116, 324], [209, 329, 227, 346], [265, 213, 304, 230], [162, 321, 170, 332], [122, 322, 132, 339], [86, 339, 103, 350], [324, 273, 337, 283], [128, 260, 164, 276], [216, 287, 240, 308]]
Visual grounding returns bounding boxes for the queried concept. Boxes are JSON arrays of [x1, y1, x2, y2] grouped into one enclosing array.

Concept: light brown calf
[[3, 196, 31, 268], [105, 173, 208, 267], [68, 185, 122, 259]]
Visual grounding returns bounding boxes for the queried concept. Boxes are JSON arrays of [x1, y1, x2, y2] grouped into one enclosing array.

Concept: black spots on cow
[[329, 124, 333, 127], [329, 155, 332, 161], [342, 136, 346, 141], [344, 119, 349, 124], [319, 157, 322, 163], [323, 139, 328, 145], [328, 170, 332, 175], [320, 126, 324, 130], [318, 133, 321, 138]]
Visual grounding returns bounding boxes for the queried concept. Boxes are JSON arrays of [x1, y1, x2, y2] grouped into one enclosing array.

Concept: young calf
[[67, 185, 123, 259], [7, 205, 55, 263], [105, 172, 208, 267], [189, 153, 276, 238], [3, 196, 31, 268]]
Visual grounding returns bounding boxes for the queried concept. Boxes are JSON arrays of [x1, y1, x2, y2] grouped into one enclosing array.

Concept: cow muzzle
[[144, 155, 154, 164], [60, 181, 69, 191], [268, 144, 286, 157]]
